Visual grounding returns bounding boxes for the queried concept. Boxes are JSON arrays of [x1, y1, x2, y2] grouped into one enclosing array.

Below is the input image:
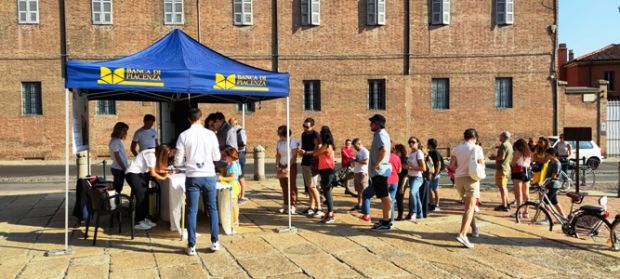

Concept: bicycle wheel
[[570, 211, 612, 244], [612, 220, 620, 251], [571, 168, 596, 188], [515, 202, 553, 231]]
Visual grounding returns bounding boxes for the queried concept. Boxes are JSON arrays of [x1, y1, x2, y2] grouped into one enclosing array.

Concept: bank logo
[[97, 67, 164, 87], [213, 73, 269, 91]]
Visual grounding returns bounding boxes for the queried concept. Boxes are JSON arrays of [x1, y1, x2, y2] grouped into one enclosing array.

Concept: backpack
[[236, 128, 246, 149], [422, 153, 435, 180]]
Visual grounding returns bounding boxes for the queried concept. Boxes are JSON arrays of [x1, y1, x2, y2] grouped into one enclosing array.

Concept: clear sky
[[559, 0, 620, 58]]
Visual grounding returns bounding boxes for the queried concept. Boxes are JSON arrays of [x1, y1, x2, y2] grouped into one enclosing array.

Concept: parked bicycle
[[557, 159, 596, 192], [514, 180, 613, 248]]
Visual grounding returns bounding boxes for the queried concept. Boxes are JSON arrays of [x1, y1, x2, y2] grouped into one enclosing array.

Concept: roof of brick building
[[573, 44, 620, 62]]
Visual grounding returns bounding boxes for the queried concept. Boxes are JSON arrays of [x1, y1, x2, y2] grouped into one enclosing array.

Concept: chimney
[[558, 43, 567, 81], [569, 49, 574, 61]]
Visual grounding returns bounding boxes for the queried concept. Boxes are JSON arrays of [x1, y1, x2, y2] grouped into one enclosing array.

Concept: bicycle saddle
[[566, 192, 588, 204], [579, 205, 605, 214]]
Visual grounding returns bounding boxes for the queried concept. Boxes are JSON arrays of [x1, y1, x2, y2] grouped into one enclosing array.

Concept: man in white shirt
[[131, 114, 159, 156], [174, 108, 221, 256], [351, 138, 369, 211], [449, 128, 485, 249]]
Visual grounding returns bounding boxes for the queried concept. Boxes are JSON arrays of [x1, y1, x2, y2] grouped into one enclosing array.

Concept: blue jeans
[[361, 185, 375, 215], [388, 183, 397, 223], [408, 176, 423, 218], [420, 180, 430, 218], [185, 176, 218, 247]]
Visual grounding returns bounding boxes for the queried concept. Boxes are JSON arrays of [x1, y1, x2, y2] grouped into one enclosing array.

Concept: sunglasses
[[408, 141, 417, 144]]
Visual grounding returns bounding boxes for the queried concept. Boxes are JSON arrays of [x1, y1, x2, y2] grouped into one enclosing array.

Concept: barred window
[[97, 100, 116, 115], [92, 0, 113, 25], [237, 102, 256, 113], [22, 82, 42, 115], [495, 78, 513, 108], [303, 80, 321, 111], [164, 0, 184, 24], [18, 0, 39, 24], [368, 79, 386, 110], [431, 78, 449, 109], [233, 0, 253, 26]]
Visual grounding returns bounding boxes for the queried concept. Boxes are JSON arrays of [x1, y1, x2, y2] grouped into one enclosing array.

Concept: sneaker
[[360, 215, 371, 223], [433, 206, 441, 212], [409, 215, 417, 222], [521, 212, 529, 219], [290, 206, 296, 215], [278, 208, 286, 214], [350, 204, 361, 211], [474, 205, 480, 213], [303, 208, 315, 216], [322, 215, 335, 224], [395, 216, 404, 221], [238, 197, 249, 205], [211, 241, 221, 251], [187, 246, 196, 256], [134, 221, 152, 230], [313, 210, 325, 218], [509, 212, 522, 218], [456, 236, 474, 248], [494, 205, 509, 212], [144, 218, 157, 228], [471, 226, 480, 238], [372, 220, 392, 230]]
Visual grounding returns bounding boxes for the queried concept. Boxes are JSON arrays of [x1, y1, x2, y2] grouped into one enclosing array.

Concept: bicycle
[[514, 181, 612, 245], [556, 160, 596, 191]]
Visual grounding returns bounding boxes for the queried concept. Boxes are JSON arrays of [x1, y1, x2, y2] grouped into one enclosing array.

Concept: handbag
[[469, 146, 486, 181]]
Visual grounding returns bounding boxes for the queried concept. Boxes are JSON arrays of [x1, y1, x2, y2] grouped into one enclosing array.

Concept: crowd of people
[[102, 109, 574, 253], [106, 110, 248, 255]]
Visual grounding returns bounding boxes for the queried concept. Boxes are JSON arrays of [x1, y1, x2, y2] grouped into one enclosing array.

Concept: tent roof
[[66, 29, 289, 103]]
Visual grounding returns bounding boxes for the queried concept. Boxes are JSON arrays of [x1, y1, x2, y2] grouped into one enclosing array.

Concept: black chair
[[84, 184, 134, 245]]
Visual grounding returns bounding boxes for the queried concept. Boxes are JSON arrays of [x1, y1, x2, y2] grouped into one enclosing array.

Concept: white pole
[[65, 89, 69, 250], [286, 97, 291, 229], [242, 103, 246, 127]]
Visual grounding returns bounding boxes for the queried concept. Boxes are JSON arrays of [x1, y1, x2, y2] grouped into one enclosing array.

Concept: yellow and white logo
[[213, 73, 269, 91], [98, 67, 164, 87]]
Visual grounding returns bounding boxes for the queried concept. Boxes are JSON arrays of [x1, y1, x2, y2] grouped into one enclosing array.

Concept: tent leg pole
[[277, 97, 296, 234], [47, 88, 74, 256]]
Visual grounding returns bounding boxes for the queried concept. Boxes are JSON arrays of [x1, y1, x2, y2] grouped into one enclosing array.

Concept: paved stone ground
[[1, 179, 619, 279]]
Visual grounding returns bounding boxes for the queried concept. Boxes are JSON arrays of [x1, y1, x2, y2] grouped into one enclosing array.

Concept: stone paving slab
[[1, 179, 620, 278]]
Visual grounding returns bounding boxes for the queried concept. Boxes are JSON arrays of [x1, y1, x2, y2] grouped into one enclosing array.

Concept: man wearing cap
[[368, 114, 393, 230], [490, 131, 513, 212]]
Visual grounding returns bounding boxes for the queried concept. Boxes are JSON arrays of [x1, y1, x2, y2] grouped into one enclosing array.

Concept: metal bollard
[[253, 145, 265, 181], [76, 150, 90, 179]]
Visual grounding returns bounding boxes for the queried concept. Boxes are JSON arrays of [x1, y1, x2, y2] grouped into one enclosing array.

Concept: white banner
[[72, 89, 89, 154]]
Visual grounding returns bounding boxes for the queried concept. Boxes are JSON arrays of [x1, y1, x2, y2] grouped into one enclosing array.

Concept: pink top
[[341, 146, 355, 167], [388, 153, 401, 184]]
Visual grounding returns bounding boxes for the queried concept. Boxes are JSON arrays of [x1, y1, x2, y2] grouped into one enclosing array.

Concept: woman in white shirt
[[275, 125, 299, 214], [125, 144, 174, 230], [109, 122, 129, 193], [406, 136, 427, 221]]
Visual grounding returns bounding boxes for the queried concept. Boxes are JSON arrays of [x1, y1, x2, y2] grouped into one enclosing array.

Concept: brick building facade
[[1, 0, 563, 160], [558, 43, 620, 99]]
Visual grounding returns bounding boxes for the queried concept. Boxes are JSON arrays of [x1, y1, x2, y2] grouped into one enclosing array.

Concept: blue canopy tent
[[50, 30, 294, 256]]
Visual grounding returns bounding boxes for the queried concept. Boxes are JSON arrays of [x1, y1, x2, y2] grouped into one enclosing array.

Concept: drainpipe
[[403, 0, 410, 75], [272, 0, 279, 72], [551, 0, 559, 135], [196, 0, 201, 42], [59, 0, 67, 78]]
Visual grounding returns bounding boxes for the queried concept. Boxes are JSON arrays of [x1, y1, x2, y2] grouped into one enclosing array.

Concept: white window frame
[[367, 0, 386, 26], [92, 0, 113, 25], [233, 0, 253, 26], [301, 0, 320, 26], [431, 0, 450, 25], [496, 0, 514, 25], [164, 0, 184, 25], [17, 0, 39, 24]]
